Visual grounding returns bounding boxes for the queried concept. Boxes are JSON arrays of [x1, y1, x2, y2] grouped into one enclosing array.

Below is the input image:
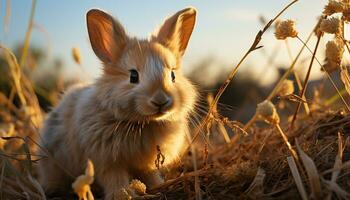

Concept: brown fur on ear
[[152, 7, 196, 58], [87, 9, 128, 63]]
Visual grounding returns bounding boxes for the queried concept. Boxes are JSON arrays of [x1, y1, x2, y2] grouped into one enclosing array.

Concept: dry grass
[[144, 108, 350, 200], [2, 105, 350, 199], [1, 0, 350, 199]]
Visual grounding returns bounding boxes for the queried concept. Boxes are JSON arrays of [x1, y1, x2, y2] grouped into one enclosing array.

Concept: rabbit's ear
[[152, 7, 196, 58], [87, 9, 127, 63]]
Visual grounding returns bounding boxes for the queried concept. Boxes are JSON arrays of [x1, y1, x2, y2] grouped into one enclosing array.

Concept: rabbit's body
[[38, 7, 197, 199]]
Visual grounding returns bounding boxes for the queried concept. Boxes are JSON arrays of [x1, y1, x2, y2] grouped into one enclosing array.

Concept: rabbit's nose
[[151, 100, 169, 107], [150, 92, 172, 109]]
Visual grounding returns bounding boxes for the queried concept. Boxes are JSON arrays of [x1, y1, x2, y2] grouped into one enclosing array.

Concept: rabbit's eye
[[171, 71, 175, 83], [129, 69, 139, 84]]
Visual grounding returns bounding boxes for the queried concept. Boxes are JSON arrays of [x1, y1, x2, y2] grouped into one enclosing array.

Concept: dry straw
[[275, 19, 298, 40], [287, 156, 308, 200], [295, 140, 322, 199]]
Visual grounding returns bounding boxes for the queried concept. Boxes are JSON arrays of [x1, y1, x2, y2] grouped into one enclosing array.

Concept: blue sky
[[0, 0, 327, 85]]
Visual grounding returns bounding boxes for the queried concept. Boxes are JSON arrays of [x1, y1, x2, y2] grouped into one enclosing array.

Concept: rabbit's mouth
[[141, 108, 174, 121], [130, 98, 177, 121], [149, 110, 172, 120]]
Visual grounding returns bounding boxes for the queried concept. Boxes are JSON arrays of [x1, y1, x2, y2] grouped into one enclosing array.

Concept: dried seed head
[[274, 19, 281, 29], [117, 188, 132, 200], [129, 179, 146, 195], [277, 79, 295, 96], [72, 47, 81, 65], [319, 17, 342, 34], [323, 60, 340, 72], [324, 0, 344, 15], [326, 40, 344, 60], [256, 100, 280, 124], [314, 16, 325, 36], [323, 39, 344, 72], [275, 20, 298, 40]]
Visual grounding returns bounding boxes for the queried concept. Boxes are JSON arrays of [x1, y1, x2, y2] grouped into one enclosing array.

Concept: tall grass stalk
[[1, 46, 27, 107], [19, 0, 36, 68], [290, 34, 322, 128], [285, 39, 310, 114]]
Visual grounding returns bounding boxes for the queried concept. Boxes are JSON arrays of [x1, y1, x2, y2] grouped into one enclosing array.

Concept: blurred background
[[0, 0, 342, 122]]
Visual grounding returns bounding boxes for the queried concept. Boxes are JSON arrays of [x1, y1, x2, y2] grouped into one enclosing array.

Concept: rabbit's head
[[87, 8, 197, 121]]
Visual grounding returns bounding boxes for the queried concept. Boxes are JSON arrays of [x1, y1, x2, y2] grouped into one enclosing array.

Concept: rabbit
[[38, 7, 198, 199]]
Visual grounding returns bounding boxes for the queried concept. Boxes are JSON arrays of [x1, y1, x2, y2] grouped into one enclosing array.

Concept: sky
[[0, 0, 329, 85]]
